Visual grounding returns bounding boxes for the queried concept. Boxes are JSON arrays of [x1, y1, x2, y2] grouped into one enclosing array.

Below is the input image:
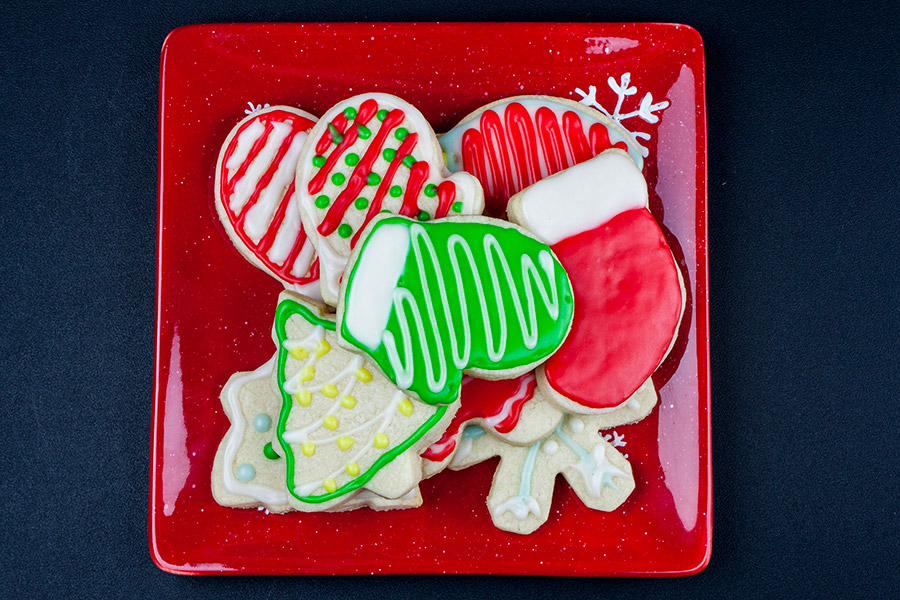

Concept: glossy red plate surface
[[152, 22, 709, 576]]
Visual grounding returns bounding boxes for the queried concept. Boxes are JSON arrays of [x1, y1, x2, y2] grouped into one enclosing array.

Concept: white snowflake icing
[[603, 431, 626, 448], [573, 73, 670, 157], [244, 101, 271, 115]]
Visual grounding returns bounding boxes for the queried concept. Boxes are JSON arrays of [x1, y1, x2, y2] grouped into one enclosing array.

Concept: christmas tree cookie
[[337, 215, 575, 406], [295, 93, 484, 306], [439, 96, 643, 216], [507, 149, 686, 413], [212, 356, 426, 513], [271, 292, 457, 511], [215, 106, 321, 299]]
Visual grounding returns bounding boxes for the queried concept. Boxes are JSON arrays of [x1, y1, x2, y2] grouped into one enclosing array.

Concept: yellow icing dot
[[300, 365, 315, 382], [398, 397, 414, 417], [323, 478, 337, 493], [315, 339, 331, 358], [322, 383, 339, 398], [323, 415, 339, 430], [373, 433, 389, 449], [301, 442, 316, 457], [295, 390, 312, 407], [337, 436, 355, 450], [346, 462, 360, 476], [356, 367, 373, 382], [289, 346, 309, 360], [340, 395, 356, 409]]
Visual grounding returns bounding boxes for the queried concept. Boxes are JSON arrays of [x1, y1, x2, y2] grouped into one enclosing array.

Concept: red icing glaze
[[219, 109, 319, 285], [545, 208, 682, 409], [317, 104, 402, 236], [459, 102, 631, 215], [434, 180, 456, 218], [400, 161, 429, 217], [421, 373, 536, 462], [314, 113, 349, 154]]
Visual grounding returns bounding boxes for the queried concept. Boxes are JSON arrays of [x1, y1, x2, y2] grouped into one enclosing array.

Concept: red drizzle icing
[[219, 109, 319, 285], [421, 373, 537, 462], [400, 161, 429, 217], [459, 102, 630, 215], [434, 181, 456, 218], [544, 208, 683, 409]]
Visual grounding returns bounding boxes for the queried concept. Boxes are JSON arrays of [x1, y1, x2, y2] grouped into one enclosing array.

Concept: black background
[[1, 0, 898, 598]]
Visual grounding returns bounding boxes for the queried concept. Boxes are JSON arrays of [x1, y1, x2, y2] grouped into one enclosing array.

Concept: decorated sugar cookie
[[295, 93, 485, 306], [215, 106, 321, 298], [212, 357, 426, 513], [421, 374, 564, 477], [271, 292, 457, 510], [337, 215, 575, 406], [507, 150, 685, 413], [450, 409, 644, 535], [439, 96, 642, 216]]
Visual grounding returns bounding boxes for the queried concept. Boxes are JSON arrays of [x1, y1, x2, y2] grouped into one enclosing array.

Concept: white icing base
[[514, 151, 648, 245]]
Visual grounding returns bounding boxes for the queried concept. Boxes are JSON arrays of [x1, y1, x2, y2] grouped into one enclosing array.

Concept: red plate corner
[[152, 22, 709, 576]]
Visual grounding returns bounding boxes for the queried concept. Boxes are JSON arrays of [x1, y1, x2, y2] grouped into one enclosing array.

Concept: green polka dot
[[383, 148, 396, 162], [263, 442, 280, 460], [354, 197, 369, 210], [315, 195, 330, 209], [424, 183, 438, 197], [402, 155, 416, 168], [327, 122, 343, 144], [331, 172, 345, 186], [376, 109, 388, 121], [337, 224, 353, 238], [345, 153, 359, 166], [394, 128, 408, 141], [451, 201, 463, 213], [311, 155, 326, 168], [417, 210, 430, 222], [357, 124, 371, 139], [343, 106, 357, 120], [367, 172, 381, 186], [389, 185, 403, 198]]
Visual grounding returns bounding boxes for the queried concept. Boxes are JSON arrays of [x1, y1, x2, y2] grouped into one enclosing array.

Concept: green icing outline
[[274, 298, 447, 504]]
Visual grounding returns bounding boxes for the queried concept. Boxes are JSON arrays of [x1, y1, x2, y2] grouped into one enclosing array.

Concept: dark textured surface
[[1, 1, 897, 597]]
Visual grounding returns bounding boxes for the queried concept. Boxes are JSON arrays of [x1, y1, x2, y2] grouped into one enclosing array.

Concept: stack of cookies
[[211, 93, 684, 534]]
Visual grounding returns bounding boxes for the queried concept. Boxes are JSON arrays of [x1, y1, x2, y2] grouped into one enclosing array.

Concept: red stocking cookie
[[508, 150, 685, 413], [215, 106, 320, 298]]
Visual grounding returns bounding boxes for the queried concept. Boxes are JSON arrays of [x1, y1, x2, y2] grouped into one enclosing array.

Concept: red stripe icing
[[563, 110, 592, 164], [461, 129, 490, 200], [315, 113, 349, 155], [434, 181, 456, 218], [218, 109, 319, 285], [544, 208, 683, 409], [351, 132, 419, 248], [504, 102, 541, 192], [535, 106, 569, 175], [317, 105, 403, 236], [480, 109, 515, 212], [400, 161, 429, 217], [421, 374, 537, 462]]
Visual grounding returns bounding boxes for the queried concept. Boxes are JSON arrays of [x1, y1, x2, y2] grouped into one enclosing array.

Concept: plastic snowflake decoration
[[573, 73, 669, 157], [244, 101, 271, 115]]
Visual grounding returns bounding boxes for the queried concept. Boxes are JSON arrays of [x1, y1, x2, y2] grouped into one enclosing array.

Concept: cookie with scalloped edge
[[215, 106, 321, 299], [295, 93, 485, 306]]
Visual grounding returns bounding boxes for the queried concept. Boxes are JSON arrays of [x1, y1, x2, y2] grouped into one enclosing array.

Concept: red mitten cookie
[[215, 106, 320, 298], [508, 149, 685, 413]]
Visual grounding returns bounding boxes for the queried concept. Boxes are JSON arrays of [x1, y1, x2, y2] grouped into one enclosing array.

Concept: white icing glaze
[[221, 357, 288, 506], [344, 223, 412, 350], [229, 121, 292, 214], [514, 151, 648, 245], [225, 119, 265, 175], [542, 440, 559, 455]]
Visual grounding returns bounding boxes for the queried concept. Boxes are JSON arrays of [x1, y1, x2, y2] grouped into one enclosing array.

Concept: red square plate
[[151, 22, 709, 576]]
